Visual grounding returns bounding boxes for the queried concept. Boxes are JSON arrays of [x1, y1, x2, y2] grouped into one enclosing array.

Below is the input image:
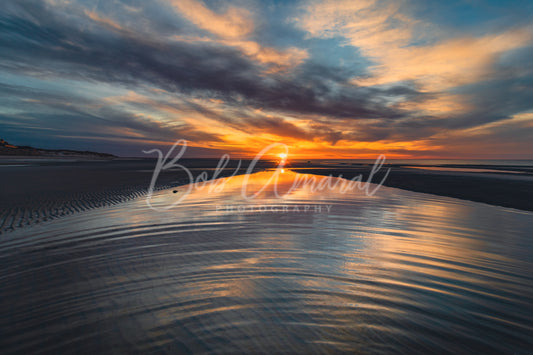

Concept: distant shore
[[0, 139, 117, 159], [0, 155, 117, 162]]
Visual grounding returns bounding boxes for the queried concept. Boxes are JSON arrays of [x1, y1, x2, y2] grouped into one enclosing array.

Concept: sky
[[1, 0, 532, 158]]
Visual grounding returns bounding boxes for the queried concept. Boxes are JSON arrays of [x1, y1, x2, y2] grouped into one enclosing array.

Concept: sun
[[278, 153, 288, 160]]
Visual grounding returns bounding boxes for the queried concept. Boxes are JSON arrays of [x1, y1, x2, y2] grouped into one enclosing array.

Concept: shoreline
[[290, 163, 533, 212], [2, 160, 532, 233]]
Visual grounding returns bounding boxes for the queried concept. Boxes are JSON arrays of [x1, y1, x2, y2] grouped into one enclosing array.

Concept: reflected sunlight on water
[[1, 170, 532, 353]]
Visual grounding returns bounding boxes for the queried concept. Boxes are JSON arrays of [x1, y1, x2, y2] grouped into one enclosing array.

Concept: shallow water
[[1, 170, 532, 354]]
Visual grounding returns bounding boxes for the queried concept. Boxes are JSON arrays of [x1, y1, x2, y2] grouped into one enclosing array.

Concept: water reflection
[[1, 170, 532, 353]]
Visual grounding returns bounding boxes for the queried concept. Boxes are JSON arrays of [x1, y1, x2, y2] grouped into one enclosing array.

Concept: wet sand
[[290, 162, 533, 212], [0, 158, 274, 233], [2, 158, 532, 233]]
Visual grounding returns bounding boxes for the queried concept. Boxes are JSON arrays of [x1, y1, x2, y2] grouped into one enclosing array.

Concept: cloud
[[420, 112, 533, 158], [168, 0, 254, 39], [84, 10, 125, 33], [296, 0, 413, 56], [0, 0, 532, 158], [172, 35, 309, 71], [297, 0, 533, 91], [357, 29, 533, 91], [0, 1, 414, 123], [0, 82, 223, 150]]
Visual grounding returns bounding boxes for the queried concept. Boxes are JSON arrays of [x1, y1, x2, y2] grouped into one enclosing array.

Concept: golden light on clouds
[[2, 0, 531, 158], [169, 0, 253, 39], [298, 0, 533, 91]]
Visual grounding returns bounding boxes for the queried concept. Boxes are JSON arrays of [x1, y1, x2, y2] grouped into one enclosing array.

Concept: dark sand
[[2, 158, 532, 233], [0, 158, 274, 233], [290, 162, 533, 212]]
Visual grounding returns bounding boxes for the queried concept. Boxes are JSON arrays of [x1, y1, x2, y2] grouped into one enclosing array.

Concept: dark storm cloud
[[0, 0, 415, 123]]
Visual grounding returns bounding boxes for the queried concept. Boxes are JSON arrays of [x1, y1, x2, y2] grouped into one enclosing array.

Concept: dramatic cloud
[[297, 0, 533, 90], [169, 0, 254, 39], [0, 0, 532, 158]]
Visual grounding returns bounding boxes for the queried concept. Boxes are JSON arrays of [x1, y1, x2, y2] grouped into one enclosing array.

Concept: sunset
[[1, 1, 533, 354], [1, 0, 532, 158]]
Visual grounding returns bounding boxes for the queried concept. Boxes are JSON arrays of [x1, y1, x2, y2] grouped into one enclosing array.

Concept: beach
[[291, 161, 533, 212], [3, 0, 533, 352], [1, 168, 532, 353], [2, 158, 532, 234], [0, 158, 274, 233]]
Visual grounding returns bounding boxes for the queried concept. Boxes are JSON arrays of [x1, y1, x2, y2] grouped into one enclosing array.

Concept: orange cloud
[[169, 0, 308, 71], [357, 29, 533, 90], [297, 0, 533, 91], [394, 93, 471, 115], [237, 41, 308, 71], [169, 0, 254, 39], [297, 0, 412, 53], [84, 10, 125, 32], [172, 35, 308, 71]]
